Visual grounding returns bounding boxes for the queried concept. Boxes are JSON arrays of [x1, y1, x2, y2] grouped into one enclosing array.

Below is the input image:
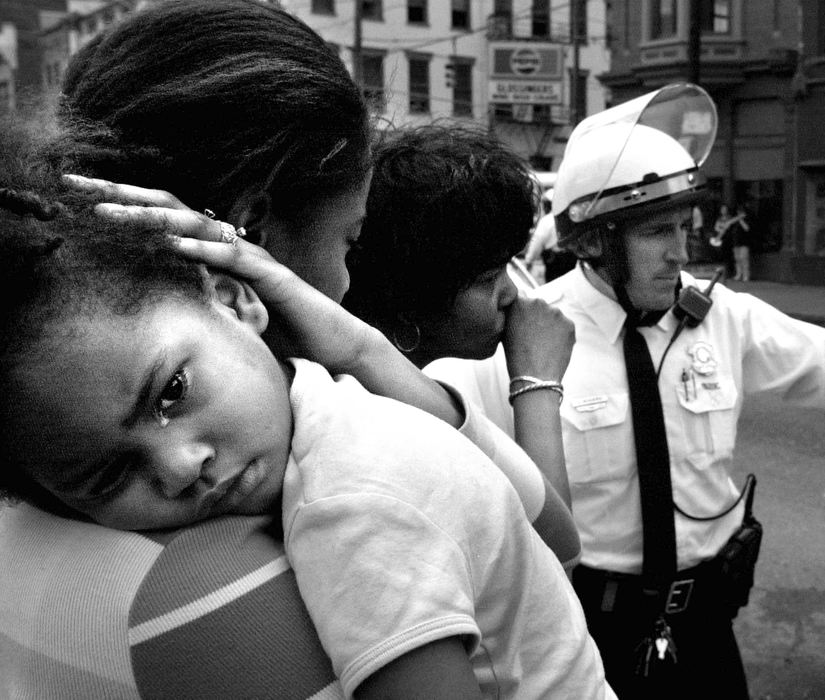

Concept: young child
[[0, 188, 614, 699]]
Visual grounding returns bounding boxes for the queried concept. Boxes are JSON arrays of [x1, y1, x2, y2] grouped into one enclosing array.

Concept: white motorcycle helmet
[[554, 83, 717, 255]]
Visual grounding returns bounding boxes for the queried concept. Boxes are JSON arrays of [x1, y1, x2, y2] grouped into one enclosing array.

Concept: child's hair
[[0, 125, 208, 503], [343, 122, 537, 328], [49, 0, 371, 226]]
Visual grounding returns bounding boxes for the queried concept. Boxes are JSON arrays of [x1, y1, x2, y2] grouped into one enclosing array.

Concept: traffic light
[[445, 62, 455, 88]]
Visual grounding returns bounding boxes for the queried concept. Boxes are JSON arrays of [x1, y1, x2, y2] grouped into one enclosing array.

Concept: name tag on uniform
[[571, 395, 608, 412]]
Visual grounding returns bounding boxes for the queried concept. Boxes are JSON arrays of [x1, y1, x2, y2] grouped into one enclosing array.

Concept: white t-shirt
[[283, 359, 614, 700]]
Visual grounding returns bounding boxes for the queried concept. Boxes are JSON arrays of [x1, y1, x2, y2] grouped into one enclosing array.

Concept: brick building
[[284, 0, 610, 169], [600, 0, 825, 285]]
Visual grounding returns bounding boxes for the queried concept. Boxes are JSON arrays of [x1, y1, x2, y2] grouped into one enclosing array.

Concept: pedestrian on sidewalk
[[425, 83, 825, 700], [711, 203, 736, 278], [689, 204, 705, 262], [730, 203, 752, 281]]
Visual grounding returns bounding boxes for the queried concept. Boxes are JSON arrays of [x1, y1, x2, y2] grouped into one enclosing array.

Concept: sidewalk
[[686, 263, 825, 326]]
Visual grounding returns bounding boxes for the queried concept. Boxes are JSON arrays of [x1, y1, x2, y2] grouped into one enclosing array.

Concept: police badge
[[687, 341, 717, 376]]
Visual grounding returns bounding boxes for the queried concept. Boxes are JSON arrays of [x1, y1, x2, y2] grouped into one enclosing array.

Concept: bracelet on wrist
[[508, 379, 564, 405], [509, 375, 547, 389]]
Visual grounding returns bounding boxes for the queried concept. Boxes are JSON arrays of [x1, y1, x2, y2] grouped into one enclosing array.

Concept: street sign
[[488, 41, 563, 106], [489, 80, 563, 105], [510, 47, 542, 76], [489, 41, 563, 79]]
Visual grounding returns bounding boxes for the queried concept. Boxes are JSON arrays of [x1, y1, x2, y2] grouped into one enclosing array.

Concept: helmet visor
[[561, 83, 717, 223]]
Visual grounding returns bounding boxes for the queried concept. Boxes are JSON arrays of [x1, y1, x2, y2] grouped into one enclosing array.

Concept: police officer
[[425, 84, 825, 698]]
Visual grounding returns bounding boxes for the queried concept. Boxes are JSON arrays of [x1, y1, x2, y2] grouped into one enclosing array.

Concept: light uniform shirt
[[427, 264, 825, 574], [283, 359, 613, 700]]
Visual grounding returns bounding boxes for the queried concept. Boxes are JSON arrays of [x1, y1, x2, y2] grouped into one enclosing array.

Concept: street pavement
[[725, 279, 825, 327], [685, 264, 825, 326], [689, 264, 825, 699], [730, 394, 825, 700]]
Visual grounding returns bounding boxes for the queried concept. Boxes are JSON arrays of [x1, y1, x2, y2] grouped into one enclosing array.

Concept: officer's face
[[624, 207, 691, 311]]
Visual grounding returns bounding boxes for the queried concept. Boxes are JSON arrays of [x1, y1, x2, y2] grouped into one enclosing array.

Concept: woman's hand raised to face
[[502, 295, 575, 383], [62, 174, 380, 374]]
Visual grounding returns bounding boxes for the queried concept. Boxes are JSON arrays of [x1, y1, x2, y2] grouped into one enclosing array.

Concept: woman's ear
[[229, 190, 274, 248], [210, 272, 269, 335]]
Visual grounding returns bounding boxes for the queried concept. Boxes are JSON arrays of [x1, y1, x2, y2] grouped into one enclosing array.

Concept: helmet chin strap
[[614, 280, 682, 328]]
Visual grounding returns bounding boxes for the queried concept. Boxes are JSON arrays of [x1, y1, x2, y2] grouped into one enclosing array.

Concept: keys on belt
[[636, 615, 679, 677]]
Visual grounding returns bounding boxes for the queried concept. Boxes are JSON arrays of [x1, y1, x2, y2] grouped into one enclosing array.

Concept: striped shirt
[[0, 503, 343, 699]]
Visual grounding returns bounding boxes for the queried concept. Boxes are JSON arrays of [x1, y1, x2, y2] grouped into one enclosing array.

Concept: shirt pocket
[[674, 374, 738, 461], [561, 393, 632, 483]]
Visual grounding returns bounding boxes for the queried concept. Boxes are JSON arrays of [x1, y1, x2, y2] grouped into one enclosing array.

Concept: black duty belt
[[573, 561, 719, 615]]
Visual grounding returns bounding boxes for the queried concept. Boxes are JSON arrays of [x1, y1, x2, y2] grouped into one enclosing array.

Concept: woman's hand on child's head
[[62, 174, 225, 241], [503, 295, 575, 381], [61, 175, 285, 297], [177, 234, 379, 374], [61, 175, 378, 374]]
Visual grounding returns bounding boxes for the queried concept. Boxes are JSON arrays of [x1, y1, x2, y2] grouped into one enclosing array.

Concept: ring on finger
[[204, 209, 247, 246], [218, 220, 246, 247]]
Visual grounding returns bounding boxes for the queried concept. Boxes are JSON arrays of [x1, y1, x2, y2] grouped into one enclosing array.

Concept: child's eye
[[154, 368, 190, 426]]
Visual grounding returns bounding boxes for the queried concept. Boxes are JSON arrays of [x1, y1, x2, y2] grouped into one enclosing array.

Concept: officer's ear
[[578, 227, 605, 258]]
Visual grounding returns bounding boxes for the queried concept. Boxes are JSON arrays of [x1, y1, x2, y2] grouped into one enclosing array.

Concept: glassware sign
[[488, 41, 563, 105]]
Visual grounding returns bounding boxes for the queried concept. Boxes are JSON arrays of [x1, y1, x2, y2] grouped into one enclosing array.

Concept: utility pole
[[687, 0, 701, 84], [353, 0, 363, 88], [569, 0, 581, 126]]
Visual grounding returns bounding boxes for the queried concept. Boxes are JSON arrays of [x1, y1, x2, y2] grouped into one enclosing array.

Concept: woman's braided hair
[[53, 0, 372, 227], [0, 187, 61, 222]]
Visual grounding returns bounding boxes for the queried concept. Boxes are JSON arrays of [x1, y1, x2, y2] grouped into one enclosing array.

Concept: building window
[[571, 0, 588, 43], [361, 51, 385, 111], [311, 0, 335, 14], [451, 58, 473, 117], [804, 174, 825, 256], [735, 180, 783, 254], [0, 81, 9, 113], [649, 0, 678, 40], [452, 0, 470, 30], [532, 0, 549, 38], [407, 0, 427, 24], [700, 0, 731, 34], [362, 0, 383, 21], [47, 61, 62, 87], [494, 0, 511, 16], [408, 55, 430, 113], [488, 0, 512, 39]]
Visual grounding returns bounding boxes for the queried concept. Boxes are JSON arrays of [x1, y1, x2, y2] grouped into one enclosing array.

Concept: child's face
[[6, 296, 293, 530]]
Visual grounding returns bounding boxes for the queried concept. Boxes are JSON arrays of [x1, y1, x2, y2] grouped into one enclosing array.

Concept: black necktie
[[623, 317, 676, 597]]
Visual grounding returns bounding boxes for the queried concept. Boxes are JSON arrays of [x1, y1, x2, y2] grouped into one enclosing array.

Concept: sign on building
[[488, 41, 563, 106]]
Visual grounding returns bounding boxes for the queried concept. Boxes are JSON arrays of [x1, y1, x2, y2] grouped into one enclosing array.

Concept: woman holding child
[[0, 0, 609, 697]]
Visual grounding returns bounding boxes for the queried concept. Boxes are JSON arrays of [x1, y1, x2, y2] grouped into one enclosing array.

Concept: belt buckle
[[665, 578, 694, 614]]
